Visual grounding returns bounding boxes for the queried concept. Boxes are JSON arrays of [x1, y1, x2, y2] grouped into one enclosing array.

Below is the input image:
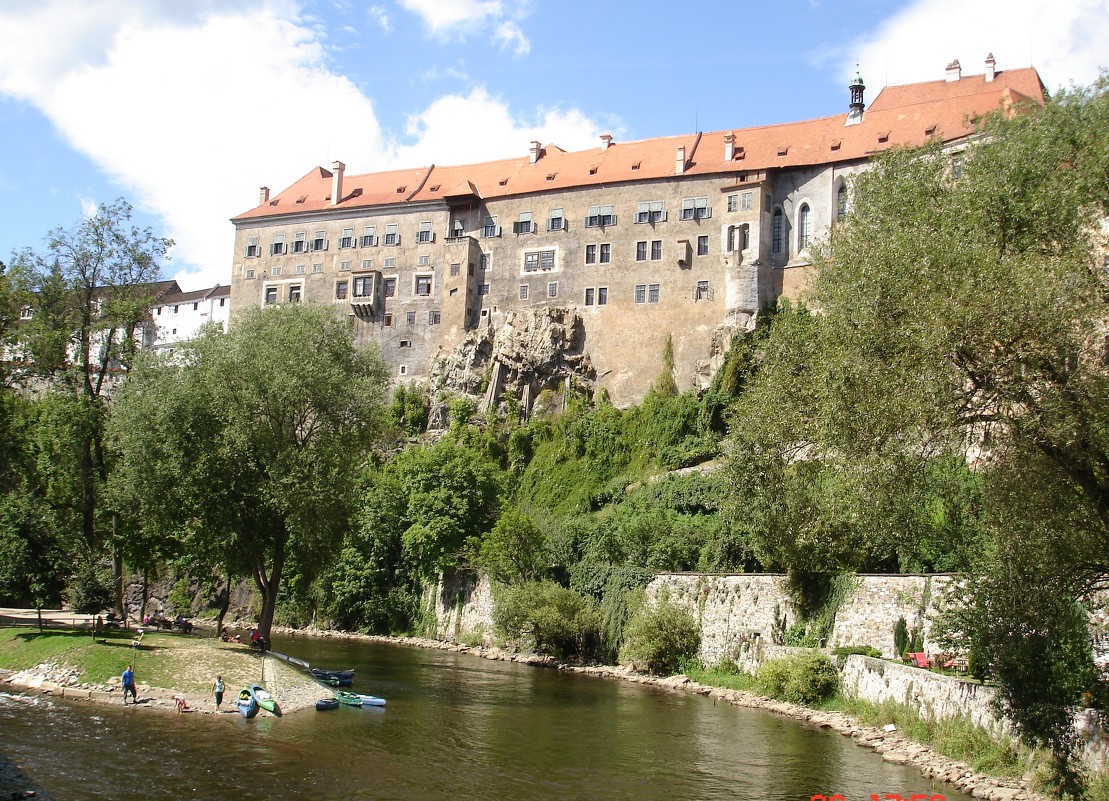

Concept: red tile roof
[[233, 67, 1045, 223]]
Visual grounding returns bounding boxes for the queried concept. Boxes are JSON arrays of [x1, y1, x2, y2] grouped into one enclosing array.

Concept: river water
[[0, 635, 969, 801]]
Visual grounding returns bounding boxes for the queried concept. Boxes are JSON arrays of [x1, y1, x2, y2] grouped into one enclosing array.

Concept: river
[[0, 635, 969, 801]]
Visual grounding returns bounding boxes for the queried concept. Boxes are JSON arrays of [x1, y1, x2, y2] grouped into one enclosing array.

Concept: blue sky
[[0, 0, 1106, 291]]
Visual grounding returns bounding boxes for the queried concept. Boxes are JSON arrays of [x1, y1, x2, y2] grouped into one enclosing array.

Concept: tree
[[473, 507, 547, 584], [727, 76, 1109, 777], [108, 303, 390, 641], [8, 200, 172, 610]]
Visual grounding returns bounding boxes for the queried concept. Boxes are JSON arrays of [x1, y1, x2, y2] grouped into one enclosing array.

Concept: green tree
[[9, 199, 172, 611], [728, 77, 1109, 779], [108, 303, 389, 641], [473, 507, 547, 584]]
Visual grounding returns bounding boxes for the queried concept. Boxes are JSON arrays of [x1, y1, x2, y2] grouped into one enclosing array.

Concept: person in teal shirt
[[122, 665, 137, 705], [212, 675, 224, 711]]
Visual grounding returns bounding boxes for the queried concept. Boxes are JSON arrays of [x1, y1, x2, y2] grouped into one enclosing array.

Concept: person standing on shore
[[122, 665, 137, 705], [212, 675, 224, 711]]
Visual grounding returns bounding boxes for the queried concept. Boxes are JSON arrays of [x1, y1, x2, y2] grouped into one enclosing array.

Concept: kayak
[[315, 698, 339, 711], [236, 686, 258, 719], [252, 684, 282, 716], [334, 690, 364, 706], [317, 676, 353, 687], [310, 667, 355, 679], [354, 693, 386, 707]]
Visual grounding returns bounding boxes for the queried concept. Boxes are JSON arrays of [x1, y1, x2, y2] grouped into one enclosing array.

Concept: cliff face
[[429, 307, 596, 414]]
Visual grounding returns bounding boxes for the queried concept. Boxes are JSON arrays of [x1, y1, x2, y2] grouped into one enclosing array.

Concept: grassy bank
[[0, 627, 285, 697]]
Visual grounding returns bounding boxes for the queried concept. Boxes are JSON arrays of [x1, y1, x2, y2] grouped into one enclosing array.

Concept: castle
[[229, 57, 1045, 407]]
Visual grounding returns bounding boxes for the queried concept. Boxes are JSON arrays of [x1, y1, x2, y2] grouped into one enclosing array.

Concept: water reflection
[[0, 639, 970, 801]]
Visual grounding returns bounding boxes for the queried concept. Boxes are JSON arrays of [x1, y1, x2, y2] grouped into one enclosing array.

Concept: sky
[[0, 0, 1106, 292]]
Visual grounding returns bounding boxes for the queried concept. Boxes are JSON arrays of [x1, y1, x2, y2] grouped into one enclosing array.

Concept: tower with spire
[[846, 67, 866, 126]]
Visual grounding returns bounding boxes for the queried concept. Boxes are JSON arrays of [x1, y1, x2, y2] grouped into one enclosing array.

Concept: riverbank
[[280, 627, 1051, 801]]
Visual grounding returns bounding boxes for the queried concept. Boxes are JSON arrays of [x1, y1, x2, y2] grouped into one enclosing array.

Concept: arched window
[[798, 204, 811, 251], [836, 184, 848, 219], [772, 209, 783, 254]]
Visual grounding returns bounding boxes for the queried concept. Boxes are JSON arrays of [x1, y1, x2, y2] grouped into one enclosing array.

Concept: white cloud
[[845, 0, 1109, 92], [368, 4, 391, 33], [393, 87, 603, 167], [0, 1, 600, 291], [399, 0, 531, 54]]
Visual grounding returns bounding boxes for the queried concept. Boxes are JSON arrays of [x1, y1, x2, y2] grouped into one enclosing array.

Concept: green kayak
[[252, 684, 282, 716], [334, 690, 363, 706]]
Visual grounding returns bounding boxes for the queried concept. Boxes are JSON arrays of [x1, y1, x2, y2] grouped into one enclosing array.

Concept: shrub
[[894, 616, 909, 656], [66, 564, 112, 615], [832, 645, 882, 659], [756, 651, 840, 705], [619, 591, 701, 675], [492, 580, 601, 661]]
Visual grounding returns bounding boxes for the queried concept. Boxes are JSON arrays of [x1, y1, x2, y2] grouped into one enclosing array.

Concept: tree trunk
[[140, 568, 149, 622], [214, 571, 230, 639], [111, 516, 123, 617]]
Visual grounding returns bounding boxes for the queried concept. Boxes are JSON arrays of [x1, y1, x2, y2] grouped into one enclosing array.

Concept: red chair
[[909, 652, 930, 669]]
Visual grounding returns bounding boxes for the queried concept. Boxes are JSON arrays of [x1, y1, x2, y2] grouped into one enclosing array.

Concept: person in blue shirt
[[122, 665, 137, 705]]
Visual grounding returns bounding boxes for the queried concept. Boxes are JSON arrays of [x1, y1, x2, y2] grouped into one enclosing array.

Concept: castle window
[[406, 311, 416, 325], [361, 226, 377, 247], [311, 230, 327, 251], [418, 255, 430, 267], [585, 288, 595, 306], [636, 201, 665, 224], [599, 244, 611, 264], [741, 192, 752, 211], [636, 241, 647, 261], [635, 284, 646, 304], [648, 284, 660, 303], [357, 260, 370, 271], [727, 195, 737, 213], [292, 232, 307, 253], [523, 249, 556, 273], [416, 221, 434, 243], [415, 275, 432, 296], [245, 236, 260, 258], [450, 262, 460, 277], [519, 285, 529, 300], [295, 264, 307, 275], [585, 245, 596, 265], [339, 228, 354, 248], [837, 184, 848, 218], [772, 208, 784, 254], [513, 212, 533, 235], [586, 204, 615, 228], [651, 240, 662, 260], [335, 280, 348, 300], [798, 204, 811, 251], [548, 282, 558, 298], [246, 269, 256, 280], [480, 253, 490, 271], [384, 224, 399, 246], [429, 310, 441, 325], [482, 216, 500, 238], [383, 257, 396, 268], [598, 287, 608, 305], [697, 235, 709, 256], [384, 277, 396, 298], [479, 284, 490, 295], [548, 208, 564, 231], [264, 286, 278, 305], [270, 234, 285, 256], [681, 197, 710, 220], [272, 266, 281, 277], [313, 263, 323, 273], [353, 276, 373, 298], [289, 285, 302, 303]]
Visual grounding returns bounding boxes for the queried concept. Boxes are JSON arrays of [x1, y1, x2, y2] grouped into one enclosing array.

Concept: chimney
[[529, 141, 542, 164], [945, 59, 961, 82], [330, 160, 345, 206], [675, 146, 686, 175], [259, 186, 270, 205], [600, 133, 613, 151], [984, 53, 996, 82], [724, 132, 735, 161]]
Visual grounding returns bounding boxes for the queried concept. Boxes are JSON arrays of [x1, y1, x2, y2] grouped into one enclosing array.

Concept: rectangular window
[[245, 236, 260, 258], [727, 195, 737, 213], [416, 221, 434, 243], [358, 259, 371, 271], [548, 208, 564, 231], [586, 204, 615, 227], [634, 284, 646, 304], [480, 253, 490, 271], [264, 286, 278, 304], [651, 240, 662, 260], [648, 284, 660, 303], [415, 276, 432, 296], [429, 310, 441, 325], [636, 201, 665, 223], [697, 235, 709, 256], [311, 230, 327, 251], [384, 277, 396, 298], [585, 244, 597, 265], [450, 262, 460, 277], [585, 288, 595, 306], [336, 261, 348, 273], [598, 287, 608, 305], [482, 216, 500, 238], [292, 232, 307, 253], [417, 255, 430, 266], [513, 212, 533, 234], [399, 339, 411, 348], [452, 219, 465, 237], [384, 313, 393, 327], [335, 280, 348, 299], [339, 228, 354, 248], [270, 234, 285, 255], [681, 197, 711, 220], [353, 276, 373, 298], [696, 280, 711, 300], [478, 283, 490, 295], [246, 269, 256, 279], [361, 226, 377, 247], [295, 264, 306, 275], [524, 250, 556, 272], [599, 244, 611, 263], [548, 282, 558, 298], [636, 241, 647, 261], [406, 311, 416, 325], [313, 262, 323, 273], [519, 285, 529, 300], [383, 257, 396, 268], [289, 285, 302, 303], [272, 266, 281, 276], [384, 224, 399, 246], [741, 192, 753, 211]]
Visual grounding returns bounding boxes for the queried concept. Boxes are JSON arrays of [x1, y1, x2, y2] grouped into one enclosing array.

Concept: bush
[[619, 591, 701, 675], [756, 651, 840, 705], [492, 580, 601, 661], [66, 563, 112, 615], [832, 645, 882, 659], [894, 616, 909, 656]]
